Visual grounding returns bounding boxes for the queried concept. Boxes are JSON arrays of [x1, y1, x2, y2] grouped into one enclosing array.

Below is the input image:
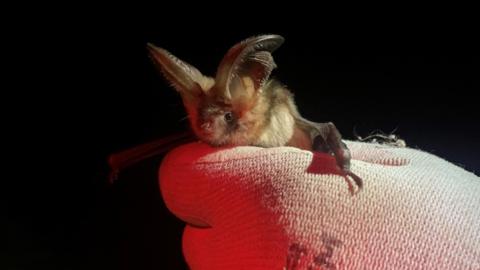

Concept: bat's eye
[[224, 112, 234, 123]]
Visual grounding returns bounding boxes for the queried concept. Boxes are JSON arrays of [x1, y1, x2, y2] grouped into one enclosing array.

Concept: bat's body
[[109, 34, 362, 190], [198, 77, 361, 189]]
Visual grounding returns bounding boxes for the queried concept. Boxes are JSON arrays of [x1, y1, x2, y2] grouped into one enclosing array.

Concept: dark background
[[7, 9, 479, 270]]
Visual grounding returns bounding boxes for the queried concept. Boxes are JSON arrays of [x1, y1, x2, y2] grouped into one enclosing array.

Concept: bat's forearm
[[108, 131, 195, 182]]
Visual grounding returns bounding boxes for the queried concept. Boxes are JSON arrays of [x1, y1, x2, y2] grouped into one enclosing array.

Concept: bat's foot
[[312, 123, 363, 194]]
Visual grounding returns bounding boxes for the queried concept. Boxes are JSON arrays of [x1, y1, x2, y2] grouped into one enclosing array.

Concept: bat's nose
[[201, 121, 213, 132]]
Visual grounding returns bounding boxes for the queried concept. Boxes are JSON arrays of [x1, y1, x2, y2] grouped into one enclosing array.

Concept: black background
[[7, 8, 479, 270]]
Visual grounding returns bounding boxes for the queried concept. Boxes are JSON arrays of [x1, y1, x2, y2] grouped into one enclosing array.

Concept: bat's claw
[[344, 170, 363, 195]]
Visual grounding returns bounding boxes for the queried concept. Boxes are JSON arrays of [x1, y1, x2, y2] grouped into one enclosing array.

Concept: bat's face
[[147, 34, 285, 146], [189, 87, 264, 147], [194, 101, 240, 146]]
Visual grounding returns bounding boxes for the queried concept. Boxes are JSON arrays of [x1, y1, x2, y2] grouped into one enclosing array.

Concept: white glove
[[159, 141, 480, 269]]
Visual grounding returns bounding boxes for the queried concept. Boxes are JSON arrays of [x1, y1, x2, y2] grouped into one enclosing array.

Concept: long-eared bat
[[109, 34, 362, 191]]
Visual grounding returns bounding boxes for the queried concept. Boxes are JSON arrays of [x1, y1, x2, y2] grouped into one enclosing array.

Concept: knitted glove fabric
[[159, 141, 480, 269]]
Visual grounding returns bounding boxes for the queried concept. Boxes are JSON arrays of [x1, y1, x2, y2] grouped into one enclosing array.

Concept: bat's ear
[[147, 43, 211, 100], [214, 34, 284, 103]]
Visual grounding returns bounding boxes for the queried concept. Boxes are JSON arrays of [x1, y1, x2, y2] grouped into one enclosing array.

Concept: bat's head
[[147, 34, 285, 146]]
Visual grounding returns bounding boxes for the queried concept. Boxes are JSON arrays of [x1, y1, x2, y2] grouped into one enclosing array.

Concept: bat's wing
[[108, 130, 196, 183]]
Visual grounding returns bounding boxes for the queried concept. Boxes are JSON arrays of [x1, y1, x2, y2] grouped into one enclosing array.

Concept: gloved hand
[[159, 141, 480, 270]]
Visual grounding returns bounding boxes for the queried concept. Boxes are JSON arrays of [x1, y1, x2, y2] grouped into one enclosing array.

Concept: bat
[[109, 34, 362, 191]]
